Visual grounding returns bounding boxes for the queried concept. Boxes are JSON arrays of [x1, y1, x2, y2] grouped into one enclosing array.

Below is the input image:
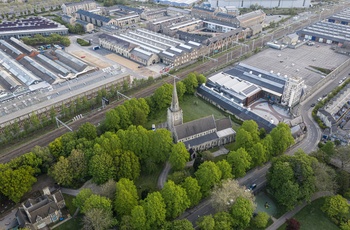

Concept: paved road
[[157, 162, 171, 189]]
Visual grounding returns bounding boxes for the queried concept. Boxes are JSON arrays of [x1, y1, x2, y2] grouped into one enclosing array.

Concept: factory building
[[297, 21, 350, 46], [167, 7, 191, 16], [147, 15, 188, 33], [208, 0, 310, 8], [327, 8, 350, 25], [0, 17, 68, 39], [140, 8, 167, 20], [191, 7, 240, 27], [76, 10, 116, 27], [206, 63, 304, 108], [61, 1, 97, 15], [99, 29, 205, 67]]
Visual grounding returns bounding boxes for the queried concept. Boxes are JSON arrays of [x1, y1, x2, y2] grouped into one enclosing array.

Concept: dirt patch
[[105, 53, 139, 71], [71, 50, 111, 69]]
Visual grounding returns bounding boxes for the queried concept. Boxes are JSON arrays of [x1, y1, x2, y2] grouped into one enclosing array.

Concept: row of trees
[[22, 34, 70, 47]]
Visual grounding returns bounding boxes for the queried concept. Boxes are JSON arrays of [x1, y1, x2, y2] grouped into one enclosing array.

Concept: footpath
[[266, 191, 333, 230]]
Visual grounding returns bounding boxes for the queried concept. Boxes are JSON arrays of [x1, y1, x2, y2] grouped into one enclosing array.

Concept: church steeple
[[167, 78, 183, 132], [170, 79, 180, 112]]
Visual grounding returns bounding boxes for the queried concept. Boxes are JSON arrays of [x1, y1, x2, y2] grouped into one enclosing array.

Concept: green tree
[[197, 215, 215, 230], [114, 178, 139, 216], [183, 73, 198, 94], [142, 192, 166, 229], [31, 146, 54, 173], [227, 148, 251, 177], [234, 129, 254, 152], [82, 208, 117, 230], [73, 188, 93, 209], [230, 197, 255, 229], [130, 205, 147, 230], [250, 142, 267, 167], [49, 156, 73, 187], [181, 177, 202, 207], [196, 73, 207, 85], [322, 195, 349, 221], [30, 112, 41, 130], [100, 179, 116, 199], [251, 212, 270, 229], [152, 83, 173, 110], [213, 212, 233, 230], [313, 162, 337, 193], [0, 166, 37, 203], [77, 122, 97, 140], [169, 142, 189, 171], [161, 180, 190, 219], [95, 132, 121, 155], [68, 149, 88, 181], [82, 194, 112, 214], [89, 153, 116, 185], [240, 120, 260, 143], [115, 105, 132, 130], [211, 179, 254, 212], [195, 161, 222, 196], [176, 81, 186, 101], [8, 152, 42, 174], [270, 123, 295, 156], [115, 150, 140, 181], [216, 160, 233, 180], [168, 219, 194, 230]]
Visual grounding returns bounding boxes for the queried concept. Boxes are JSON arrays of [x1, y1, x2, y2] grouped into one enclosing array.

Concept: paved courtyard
[[243, 43, 349, 94], [249, 99, 292, 125]]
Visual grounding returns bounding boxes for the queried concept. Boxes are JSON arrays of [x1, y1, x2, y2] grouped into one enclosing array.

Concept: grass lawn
[[277, 198, 340, 230], [212, 154, 227, 162], [55, 215, 83, 230], [135, 164, 164, 196], [62, 194, 77, 216], [146, 94, 241, 130]]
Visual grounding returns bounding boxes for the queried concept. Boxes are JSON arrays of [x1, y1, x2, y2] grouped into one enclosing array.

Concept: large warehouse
[[99, 29, 206, 67], [297, 21, 350, 46], [205, 63, 304, 108], [0, 17, 68, 39], [208, 0, 310, 8]]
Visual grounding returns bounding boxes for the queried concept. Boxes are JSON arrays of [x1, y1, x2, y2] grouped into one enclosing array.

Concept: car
[[323, 94, 327, 98], [339, 80, 343, 84], [311, 103, 316, 107], [248, 184, 257, 191], [81, 56, 85, 58], [317, 97, 322, 102]]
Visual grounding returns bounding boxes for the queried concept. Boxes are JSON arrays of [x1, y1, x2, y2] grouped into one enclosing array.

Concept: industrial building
[[147, 15, 188, 33], [153, 0, 199, 7], [328, 8, 350, 25], [99, 29, 206, 67], [191, 7, 240, 27], [0, 36, 92, 97], [297, 21, 350, 46], [208, 0, 310, 8], [61, 15, 94, 33], [237, 10, 265, 35], [167, 7, 191, 16], [76, 10, 116, 27], [140, 8, 168, 20], [0, 17, 68, 39], [206, 63, 304, 108], [61, 1, 97, 15]]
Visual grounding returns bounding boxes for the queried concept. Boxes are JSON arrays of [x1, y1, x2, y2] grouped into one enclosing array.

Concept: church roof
[[215, 117, 232, 131], [183, 132, 218, 148], [174, 115, 216, 140]]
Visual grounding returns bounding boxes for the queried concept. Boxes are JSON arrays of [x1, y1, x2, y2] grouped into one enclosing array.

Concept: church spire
[[171, 78, 180, 112]]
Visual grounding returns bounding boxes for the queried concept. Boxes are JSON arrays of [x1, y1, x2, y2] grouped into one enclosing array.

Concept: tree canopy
[[195, 161, 222, 196]]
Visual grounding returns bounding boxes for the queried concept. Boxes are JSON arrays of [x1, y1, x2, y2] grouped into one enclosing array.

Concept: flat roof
[[170, 19, 202, 30], [152, 15, 185, 25], [298, 21, 350, 43]]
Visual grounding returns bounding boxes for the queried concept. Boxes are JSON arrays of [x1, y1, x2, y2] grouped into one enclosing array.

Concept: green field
[[55, 216, 83, 230], [277, 198, 340, 230], [146, 94, 241, 130]]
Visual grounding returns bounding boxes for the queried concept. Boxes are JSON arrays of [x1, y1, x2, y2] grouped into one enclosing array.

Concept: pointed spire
[[171, 78, 180, 112]]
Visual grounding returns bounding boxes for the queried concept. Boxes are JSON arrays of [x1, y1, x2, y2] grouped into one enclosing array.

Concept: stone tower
[[167, 79, 183, 133]]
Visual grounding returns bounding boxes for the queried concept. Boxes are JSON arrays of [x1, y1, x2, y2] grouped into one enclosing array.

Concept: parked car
[[311, 103, 316, 107], [339, 80, 343, 84], [248, 183, 257, 191]]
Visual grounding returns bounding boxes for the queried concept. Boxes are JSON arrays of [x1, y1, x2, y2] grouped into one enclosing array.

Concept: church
[[167, 81, 236, 151]]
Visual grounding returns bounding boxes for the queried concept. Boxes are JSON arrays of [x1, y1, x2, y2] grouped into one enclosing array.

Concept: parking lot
[[242, 43, 349, 93]]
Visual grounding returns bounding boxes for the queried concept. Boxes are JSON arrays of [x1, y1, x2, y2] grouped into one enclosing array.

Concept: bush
[[77, 38, 90, 46]]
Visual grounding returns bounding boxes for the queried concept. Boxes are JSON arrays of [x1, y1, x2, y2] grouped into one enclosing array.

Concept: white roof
[[217, 128, 235, 138]]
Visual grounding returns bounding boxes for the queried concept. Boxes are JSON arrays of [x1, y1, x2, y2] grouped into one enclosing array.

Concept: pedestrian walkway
[[266, 191, 333, 230]]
